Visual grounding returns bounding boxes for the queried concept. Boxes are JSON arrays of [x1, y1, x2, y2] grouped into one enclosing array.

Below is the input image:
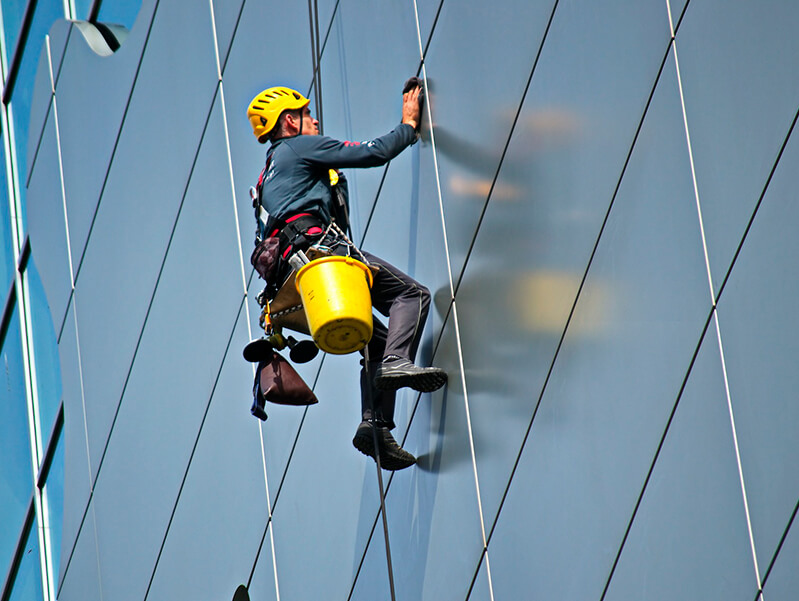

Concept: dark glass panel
[[0, 304, 33, 581], [7, 517, 44, 601]]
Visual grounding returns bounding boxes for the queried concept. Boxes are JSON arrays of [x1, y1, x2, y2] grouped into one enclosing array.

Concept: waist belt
[[270, 213, 326, 259]]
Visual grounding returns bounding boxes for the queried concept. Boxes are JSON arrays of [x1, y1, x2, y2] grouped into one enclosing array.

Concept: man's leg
[[360, 250, 447, 392], [352, 317, 416, 470]]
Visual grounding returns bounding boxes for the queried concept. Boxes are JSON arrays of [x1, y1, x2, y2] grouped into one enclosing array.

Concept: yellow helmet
[[247, 86, 310, 142]]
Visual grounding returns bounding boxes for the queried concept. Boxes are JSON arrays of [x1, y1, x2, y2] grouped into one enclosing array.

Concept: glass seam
[[667, 2, 765, 595]]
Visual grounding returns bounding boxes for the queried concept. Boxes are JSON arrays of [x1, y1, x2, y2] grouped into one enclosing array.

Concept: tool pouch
[[250, 236, 281, 284], [251, 350, 319, 420]]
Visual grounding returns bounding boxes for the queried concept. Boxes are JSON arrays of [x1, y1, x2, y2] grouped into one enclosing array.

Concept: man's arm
[[290, 83, 423, 169]]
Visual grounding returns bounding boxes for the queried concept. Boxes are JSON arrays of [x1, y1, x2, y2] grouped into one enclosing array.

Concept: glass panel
[[9, 0, 65, 235], [761, 517, 799, 600], [7, 517, 44, 601], [715, 118, 799, 576], [54, 504, 102, 601], [458, 0, 675, 535], [56, 297, 92, 584], [675, 1, 799, 294], [265, 351, 381, 601], [383, 315, 485, 601], [1, 0, 29, 63], [67, 0, 218, 482], [348, 527, 390, 601], [0, 303, 33, 580], [244, 521, 278, 601], [1, 139, 14, 292], [72, 0, 92, 20], [25, 105, 72, 335], [25, 260, 61, 445], [210, 0, 245, 72], [92, 94, 261, 600], [143, 311, 275, 601], [96, 0, 142, 29], [603, 332, 756, 600], [53, 1, 157, 269], [318, 2, 428, 241], [485, 50, 713, 600], [42, 432, 64, 591]]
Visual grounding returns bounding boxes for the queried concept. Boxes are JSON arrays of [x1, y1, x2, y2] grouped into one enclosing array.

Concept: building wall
[[16, 1, 799, 600]]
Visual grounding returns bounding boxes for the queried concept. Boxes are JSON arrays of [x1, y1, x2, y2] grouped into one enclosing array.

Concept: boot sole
[[352, 430, 416, 471], [374, 369, 448, 393]]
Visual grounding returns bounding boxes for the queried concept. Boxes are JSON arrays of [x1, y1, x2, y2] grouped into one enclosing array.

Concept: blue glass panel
[[1, 140, 14, 292], [318, 2, 427, 241], [25, 104, 72, 335], [348, 526, 390, 601], [0, 304, 32, 581], [67, 0, 218, 483], [144, 310, 277, 601], [715, 117, 799, 576], [25, 260, 62, 445], [675, 1, 799, 294], [1, 0, 28, 63], [603, 332, 756, 600], [10, 0, 65, 235], [210, 0, 245, 71], [485, 50, 713, 600], [54, 505, 102, 601], [43, 433, 64, 590], [55, 298, 92, 585], [86, 90, 248, 601], [7, 517, 44, 601], [73, 0, 92, 20], [96, 0, 142, 29], [458, 0, 675, 535], [264, 351, 381, 600], [762, 516, 799, 600], [50, 1, 157, 270], [383, 315, 485, 601]]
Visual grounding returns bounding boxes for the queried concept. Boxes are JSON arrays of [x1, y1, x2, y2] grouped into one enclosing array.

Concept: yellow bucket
[[295, 256, 374, 354]]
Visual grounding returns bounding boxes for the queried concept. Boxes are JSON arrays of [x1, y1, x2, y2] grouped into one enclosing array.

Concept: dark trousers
[[354, 250, 431, 430]]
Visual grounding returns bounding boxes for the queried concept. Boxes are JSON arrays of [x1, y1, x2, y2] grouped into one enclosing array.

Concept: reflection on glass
[[0, 0, 29, 64], [1, 133, 14, 290], [24, 260, 62, 445], [10, 0, 65, 236], [97, 0, 143, 30], [72, 0, 93, 20], [7, 517, 44, 601], [0, 304, 33, 580], [42, 433, 64, 591]]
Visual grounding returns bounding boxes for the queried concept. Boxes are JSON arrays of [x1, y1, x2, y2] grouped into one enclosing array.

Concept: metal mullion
[[37, 403, 64, 488]]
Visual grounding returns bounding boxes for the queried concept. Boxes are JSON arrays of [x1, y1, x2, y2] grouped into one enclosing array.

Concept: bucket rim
[[295, 255, 373, 289]]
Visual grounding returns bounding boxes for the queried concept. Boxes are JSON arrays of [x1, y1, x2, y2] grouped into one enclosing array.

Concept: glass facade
[[4, 1, 799, 601]]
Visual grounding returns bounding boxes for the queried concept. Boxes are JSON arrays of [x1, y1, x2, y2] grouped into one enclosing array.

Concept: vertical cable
[[667, 2, 764, 598], [209, 1, 280, 599], [410, 2, 495, 600]]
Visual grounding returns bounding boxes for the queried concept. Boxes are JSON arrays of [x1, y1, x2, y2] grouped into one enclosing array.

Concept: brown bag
[[251, 350, 318, 420], [250, 236, 281, 283]]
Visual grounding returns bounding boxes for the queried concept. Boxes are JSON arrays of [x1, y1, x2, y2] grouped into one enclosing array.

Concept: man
[[247, 83, 446, 470]]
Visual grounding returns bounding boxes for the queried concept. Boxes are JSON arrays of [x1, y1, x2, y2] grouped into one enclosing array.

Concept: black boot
[[352, 421, 416, 471], [374, 357, 447, 392]]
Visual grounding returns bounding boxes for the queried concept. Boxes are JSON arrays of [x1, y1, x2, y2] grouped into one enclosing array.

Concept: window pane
[[9, 0, 65, 237], [97, 0, 143, 30], [43, 433, 64, 591], [0, 303, 33, 580], [0, 0, 28, 64], [1, 139, 15, 292], [25, 260, 61, 446], [72, 0, 93, 20], [7, 517, 44, 601]]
